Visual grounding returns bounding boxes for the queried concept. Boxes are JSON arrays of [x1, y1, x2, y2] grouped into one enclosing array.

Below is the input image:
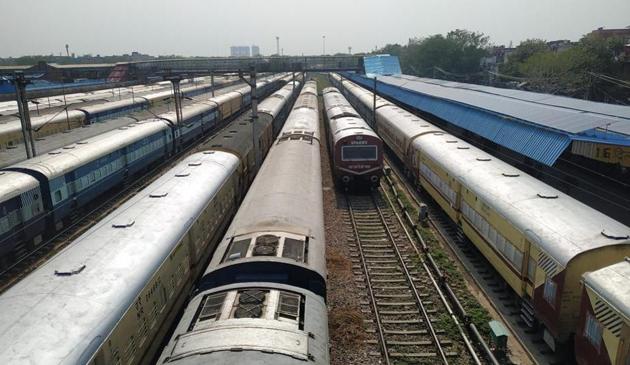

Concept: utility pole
[[165, 76, 183, 151], [211, 72, 215, 97], [372, 76, 377, 127], [276, 36, 280, 56], [322, 35, 326, 55], [14, 73, 36, 158], [239, 67, 260, 171]]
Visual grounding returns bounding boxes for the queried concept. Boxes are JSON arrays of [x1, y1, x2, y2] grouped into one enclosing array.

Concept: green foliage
[[499, 34, 628, 100], [375, 29, 489, 80]]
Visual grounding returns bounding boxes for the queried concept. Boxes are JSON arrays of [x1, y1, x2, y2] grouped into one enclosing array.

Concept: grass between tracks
[[383, 173, 492, 340]]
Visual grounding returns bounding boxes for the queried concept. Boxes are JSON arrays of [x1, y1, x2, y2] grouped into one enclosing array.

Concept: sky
[[1, 0, 629, 57]]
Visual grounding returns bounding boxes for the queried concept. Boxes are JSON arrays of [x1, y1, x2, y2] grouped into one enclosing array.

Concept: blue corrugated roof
[[342, 72, 630, 166], [363, 55, 401, 77]]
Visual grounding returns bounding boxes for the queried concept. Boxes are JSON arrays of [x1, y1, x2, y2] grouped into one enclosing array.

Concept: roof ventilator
[[234, 290, 267, 318], [601, 230, 630, 240], [253, 235, 279, 256], [112, 219, 135, 228], [55, 264, 86, 276]]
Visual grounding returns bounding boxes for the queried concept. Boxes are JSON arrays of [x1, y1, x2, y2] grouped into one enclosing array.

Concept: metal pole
[[16, 74, 37, 157], [249, 69, 260, 169], [166, 77, 183, 150], [14, 76, 33, 159], [62, 92, 71, 129], [372, 76, 377, 127], [211, 72, 215, 97]]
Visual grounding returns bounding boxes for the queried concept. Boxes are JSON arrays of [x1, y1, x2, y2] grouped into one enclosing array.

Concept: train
[[0, 77, 237, 151], [157, 80, 329, 365], [322, 86, 382, 188], [0, 78, 304, 364], [0, 77, 215, 117], [575, 258, 629, 365], [0, 74, 289, 271], [330, 73, 630, 354]]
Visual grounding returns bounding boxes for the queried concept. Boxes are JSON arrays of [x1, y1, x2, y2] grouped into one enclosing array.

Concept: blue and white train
[[0, 74, 289, 270]]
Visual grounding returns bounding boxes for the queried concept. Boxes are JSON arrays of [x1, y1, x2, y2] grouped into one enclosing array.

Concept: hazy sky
[[1, 0, 629, 57]]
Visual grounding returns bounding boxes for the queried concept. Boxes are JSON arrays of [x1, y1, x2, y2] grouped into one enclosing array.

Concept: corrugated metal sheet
[[363, 55, 402, 77], [385, 75, 630, 137], [344, 72, 573, 166]]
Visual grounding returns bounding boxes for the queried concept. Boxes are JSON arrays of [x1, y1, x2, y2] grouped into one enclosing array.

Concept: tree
[[500, 39, 548, 76], [377, 29, 489, 79]]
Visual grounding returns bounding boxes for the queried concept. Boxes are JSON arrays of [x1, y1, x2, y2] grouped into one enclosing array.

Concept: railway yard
[[0, 65, 628, 365]]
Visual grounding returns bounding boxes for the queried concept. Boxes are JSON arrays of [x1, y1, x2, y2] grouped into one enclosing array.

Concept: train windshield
[[342, 145, 378, 161]]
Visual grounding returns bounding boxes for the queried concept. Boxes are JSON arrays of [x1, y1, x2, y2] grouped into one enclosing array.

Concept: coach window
[[276, 291, 302, 326], [198, 292, 227, 322], [282, 237, 307, 262], [223, 239, 250, 262], [584, 312, 602, 350], [543, 278, 557, 307], [342, 145, 378, 161]]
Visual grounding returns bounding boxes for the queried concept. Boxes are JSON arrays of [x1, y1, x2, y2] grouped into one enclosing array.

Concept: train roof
[[329, 116, 379, 141], [412, 129, 630, 267], [258, 83, 300, 119], [0, 116, 139, 169], [322, 87, 360, 120], [0, 109, 87, 136], [76, 97, 145, 115], [159, 100, 219, 124], [7, 120, 169, 179], [583, 259, 630, 321], [0, 170, 40, 201], [158, 282, 329, 365], [342, 81, 393, 111], [0, 151, 240, 364]]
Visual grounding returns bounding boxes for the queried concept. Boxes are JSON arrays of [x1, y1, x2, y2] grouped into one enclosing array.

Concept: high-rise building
[[230, 46, 251, 57], [251, 45, 260, 57]]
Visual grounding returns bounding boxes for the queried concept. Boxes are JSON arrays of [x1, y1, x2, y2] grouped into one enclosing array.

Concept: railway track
[[382, 156, 543, 365], [344, 191, 481, 365], [0, 104, 256, 294]]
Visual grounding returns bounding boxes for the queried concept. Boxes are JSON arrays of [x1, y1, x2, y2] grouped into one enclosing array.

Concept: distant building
[[230, 46, 251, 57], [251, 45, 260, 57], [480, 46, 516, 73], [130, 51, 152, 62], [547, 40, 574, 53], [589, 26, 630, 43]]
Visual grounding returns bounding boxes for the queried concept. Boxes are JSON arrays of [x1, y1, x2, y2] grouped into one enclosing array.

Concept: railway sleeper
[[387, 339, 453, 346], [374, 293, 414, 299], [376, 301, 416, 306], [389, 351, 459, 358]]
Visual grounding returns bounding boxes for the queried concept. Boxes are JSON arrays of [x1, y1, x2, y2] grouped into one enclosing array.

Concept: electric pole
[[276, 36, 280, 56], [14, 73, 36, 158], [322, 35, 326, 55]]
